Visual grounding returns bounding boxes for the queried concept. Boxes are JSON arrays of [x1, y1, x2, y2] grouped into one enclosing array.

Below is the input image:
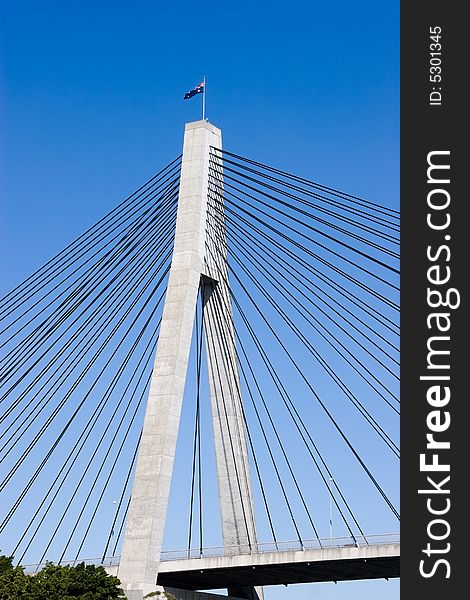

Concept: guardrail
[[22, 533, 400, 572], [161, 532, 400, 561]]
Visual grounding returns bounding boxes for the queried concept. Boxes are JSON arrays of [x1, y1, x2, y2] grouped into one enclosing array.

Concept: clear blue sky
[[0, 1, 399, 598]]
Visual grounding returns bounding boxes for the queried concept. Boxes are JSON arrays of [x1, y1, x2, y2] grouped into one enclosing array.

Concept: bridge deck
[[157, 543, 400, 590]]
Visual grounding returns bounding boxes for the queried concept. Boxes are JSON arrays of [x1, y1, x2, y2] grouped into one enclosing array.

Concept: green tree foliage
[[0, 556, 125, 600]]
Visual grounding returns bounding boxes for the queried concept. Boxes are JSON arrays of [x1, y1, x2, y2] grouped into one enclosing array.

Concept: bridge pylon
[[118, 120, 262, 600]]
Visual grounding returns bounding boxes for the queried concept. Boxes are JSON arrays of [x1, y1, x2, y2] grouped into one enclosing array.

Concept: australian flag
[[184, 81, 205, 100]]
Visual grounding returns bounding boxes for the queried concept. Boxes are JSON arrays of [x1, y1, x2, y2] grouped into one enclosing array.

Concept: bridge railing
[[22, 533, 399, 571], [159, 532, 400, 561]]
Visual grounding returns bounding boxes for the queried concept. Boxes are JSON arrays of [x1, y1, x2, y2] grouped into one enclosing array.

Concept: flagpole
[[202, 76, 206, 120]]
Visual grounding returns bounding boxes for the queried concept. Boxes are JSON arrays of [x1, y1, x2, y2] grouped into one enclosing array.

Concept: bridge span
[[95, 534, 400, 592], [158, 543, 399, 590]]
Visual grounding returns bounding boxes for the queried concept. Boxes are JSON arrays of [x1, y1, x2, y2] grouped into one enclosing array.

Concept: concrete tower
[[118, 121, 261, 600]]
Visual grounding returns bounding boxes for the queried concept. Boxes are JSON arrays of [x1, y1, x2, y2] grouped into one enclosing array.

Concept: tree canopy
[[0, 555, 125, 600]]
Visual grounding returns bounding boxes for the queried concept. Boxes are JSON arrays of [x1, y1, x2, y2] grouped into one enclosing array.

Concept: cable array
[[0, 157, 180, 565], [1, 146, 399, 567], [185, 148, 400, 549]]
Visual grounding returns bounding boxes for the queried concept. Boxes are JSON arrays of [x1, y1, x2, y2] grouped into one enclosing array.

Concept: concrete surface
[[119, 121, 223, 595], [119, 121, 261, 600], [157, 543, 400, 590]]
